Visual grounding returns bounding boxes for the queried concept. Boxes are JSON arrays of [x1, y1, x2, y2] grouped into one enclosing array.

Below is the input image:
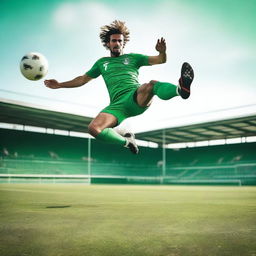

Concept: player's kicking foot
[[124, 133, 139, 154], [178, 62, 194, 99]]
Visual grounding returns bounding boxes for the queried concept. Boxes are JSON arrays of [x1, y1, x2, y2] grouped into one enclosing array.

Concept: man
[[44, 20, 194, 154]]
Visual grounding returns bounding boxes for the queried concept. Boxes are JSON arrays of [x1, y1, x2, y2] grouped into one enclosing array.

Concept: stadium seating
[[0, 129, 255, 185]]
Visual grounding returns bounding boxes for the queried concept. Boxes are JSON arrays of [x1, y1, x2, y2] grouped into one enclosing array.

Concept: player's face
[[108, 34, 124, 57]]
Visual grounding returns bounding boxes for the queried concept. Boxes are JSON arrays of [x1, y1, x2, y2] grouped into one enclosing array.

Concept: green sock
[[153, 81, 178, 100], [96, 128, 126, 146]]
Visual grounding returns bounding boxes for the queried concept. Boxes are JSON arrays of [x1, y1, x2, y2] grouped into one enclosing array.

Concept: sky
[[1, 0, 256, 133]]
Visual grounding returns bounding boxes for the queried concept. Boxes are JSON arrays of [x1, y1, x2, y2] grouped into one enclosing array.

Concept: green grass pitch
[[0, 184, 255, 256]]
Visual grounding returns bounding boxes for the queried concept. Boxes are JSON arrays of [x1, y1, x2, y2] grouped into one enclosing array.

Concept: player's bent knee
[[88, 123, 102, 137], [149, 80, 158, 85], [145, 80, 157, 93], [144, 81, 156, 93], [138, 82, 155, 96]]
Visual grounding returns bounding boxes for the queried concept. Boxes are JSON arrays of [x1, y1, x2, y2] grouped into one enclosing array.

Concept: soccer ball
[[20, 52, 48, 81]]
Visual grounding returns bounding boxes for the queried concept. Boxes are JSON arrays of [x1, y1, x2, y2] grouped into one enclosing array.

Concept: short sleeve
[[85, 60, 101, 78], [131, 53, 151, 67]]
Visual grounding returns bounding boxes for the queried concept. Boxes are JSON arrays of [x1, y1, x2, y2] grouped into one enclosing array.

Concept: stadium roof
[[136, 115, 256, 145], [0, 98, 93, 132], [0, 98, 256, 145]]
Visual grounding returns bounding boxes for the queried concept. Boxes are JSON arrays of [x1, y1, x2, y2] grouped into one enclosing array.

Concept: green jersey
[[86, 53, 150, 103]]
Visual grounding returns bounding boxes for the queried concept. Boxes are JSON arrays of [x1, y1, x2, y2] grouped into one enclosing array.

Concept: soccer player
[[44, 20, 194, 154]]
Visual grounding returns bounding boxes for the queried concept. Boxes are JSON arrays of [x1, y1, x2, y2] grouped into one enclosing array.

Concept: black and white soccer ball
[[20, 52, 48, 81]]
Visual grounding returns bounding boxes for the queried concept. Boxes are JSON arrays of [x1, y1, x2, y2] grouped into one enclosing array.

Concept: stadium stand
[[1, 99, 255, 185], [0, 128, 255, 185]]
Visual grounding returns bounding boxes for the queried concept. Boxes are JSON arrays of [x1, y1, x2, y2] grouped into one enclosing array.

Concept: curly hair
[[100, 20, 130, 50]]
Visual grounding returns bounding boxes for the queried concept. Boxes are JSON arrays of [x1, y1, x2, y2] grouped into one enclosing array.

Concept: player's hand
[[44, 79, 61, 89], [155, 37, 166, 54]]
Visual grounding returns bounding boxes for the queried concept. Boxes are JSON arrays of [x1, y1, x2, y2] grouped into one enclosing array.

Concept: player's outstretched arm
[[148, 37, 167, 65], [44, 74, 93, 89]]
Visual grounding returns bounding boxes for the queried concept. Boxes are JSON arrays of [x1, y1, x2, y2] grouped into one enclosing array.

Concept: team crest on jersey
[[123, 58, 130, 65]]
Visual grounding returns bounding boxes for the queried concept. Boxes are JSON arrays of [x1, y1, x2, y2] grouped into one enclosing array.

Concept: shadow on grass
[[46, 205, 71, 208]]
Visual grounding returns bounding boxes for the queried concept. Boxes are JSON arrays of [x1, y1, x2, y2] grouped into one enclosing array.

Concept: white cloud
[[53, 1, 116, 31], [53, 2, 79, 29]]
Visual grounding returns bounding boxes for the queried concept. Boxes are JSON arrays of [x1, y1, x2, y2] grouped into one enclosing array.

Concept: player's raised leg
[[136, 62, 194, 107]]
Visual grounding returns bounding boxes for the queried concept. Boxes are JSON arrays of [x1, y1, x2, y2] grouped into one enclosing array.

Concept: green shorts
[[101, 89, 148, 125]]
